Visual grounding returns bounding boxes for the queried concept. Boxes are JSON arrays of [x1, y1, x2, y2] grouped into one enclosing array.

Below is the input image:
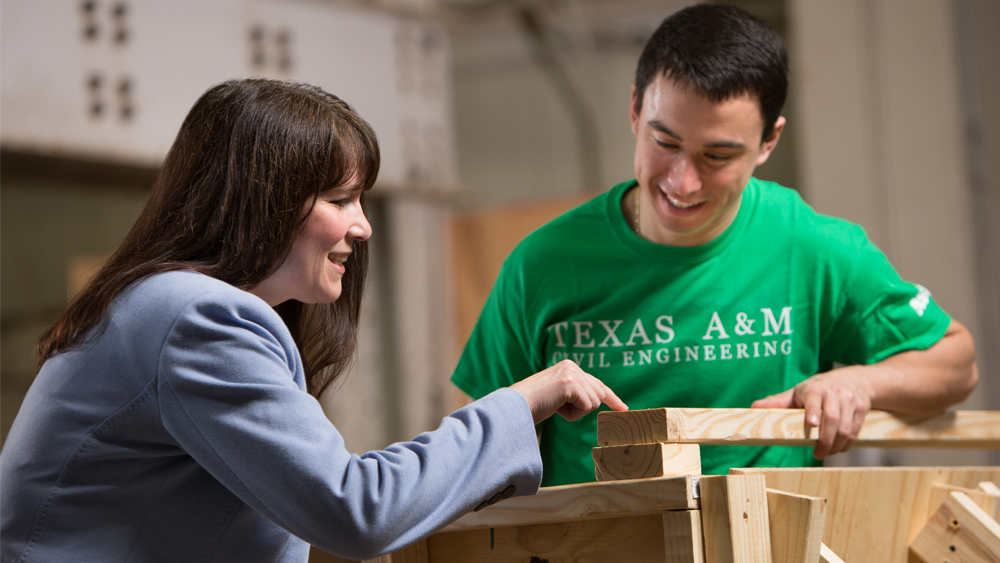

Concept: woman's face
[[251, 181, 371, 306]]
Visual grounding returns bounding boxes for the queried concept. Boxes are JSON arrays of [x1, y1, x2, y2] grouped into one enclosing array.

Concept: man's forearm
[[864, 319, 978, 414]]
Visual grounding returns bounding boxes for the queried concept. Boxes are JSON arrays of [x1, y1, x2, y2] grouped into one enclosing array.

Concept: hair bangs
[[326, 106, 380, 194]]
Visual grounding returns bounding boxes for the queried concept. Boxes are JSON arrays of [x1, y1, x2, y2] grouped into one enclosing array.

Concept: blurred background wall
[[2, 0, 998, 524]]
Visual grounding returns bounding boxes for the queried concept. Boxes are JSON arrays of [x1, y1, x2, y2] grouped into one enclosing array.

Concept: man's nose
[[666, 154, 701, 195]]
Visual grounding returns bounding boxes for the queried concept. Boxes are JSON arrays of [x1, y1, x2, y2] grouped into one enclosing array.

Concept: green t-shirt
[[451, 178, 952, 487]]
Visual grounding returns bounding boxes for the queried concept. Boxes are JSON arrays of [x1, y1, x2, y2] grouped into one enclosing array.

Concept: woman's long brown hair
[[35, 78, 380, 397]]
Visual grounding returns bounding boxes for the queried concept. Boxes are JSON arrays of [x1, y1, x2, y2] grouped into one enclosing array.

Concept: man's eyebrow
[[704, 140, 746, 150], [648, 119, 747, 150], [648, 120, 680, 139]]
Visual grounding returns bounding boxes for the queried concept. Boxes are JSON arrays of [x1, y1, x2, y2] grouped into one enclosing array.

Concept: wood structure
[[341, 408, 1000, 563]]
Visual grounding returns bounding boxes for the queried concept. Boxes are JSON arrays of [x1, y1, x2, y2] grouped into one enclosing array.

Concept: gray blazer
[[1, 271, 542, 562]]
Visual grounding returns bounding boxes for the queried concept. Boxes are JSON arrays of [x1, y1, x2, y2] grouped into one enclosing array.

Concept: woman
[[0, 79, 625, 562]]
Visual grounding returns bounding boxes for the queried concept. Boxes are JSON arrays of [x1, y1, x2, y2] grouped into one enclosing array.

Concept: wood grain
[[664, 510, 706, 563], [766, 489, 825, 563], [593, 443, 701, 481], [599, 408, 672, 447], [731, 466, 1000, 563], [597, 408, 1000, 448], [443, 475, 697, 532], [700, 474, 772, 563], [430, 514, 668, 563], [909, 491, 1000, 563]]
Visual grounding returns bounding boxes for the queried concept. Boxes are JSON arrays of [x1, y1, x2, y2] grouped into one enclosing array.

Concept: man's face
[[630, 74, 784, 247]]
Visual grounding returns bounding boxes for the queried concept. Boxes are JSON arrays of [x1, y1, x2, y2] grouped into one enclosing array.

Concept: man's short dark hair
[[635, 3, 788, 141]]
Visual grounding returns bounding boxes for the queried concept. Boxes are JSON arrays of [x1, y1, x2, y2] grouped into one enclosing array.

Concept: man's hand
[[510, 359, 628, 425], [752, 367, 875, 459], [752, 320, 977, 460]]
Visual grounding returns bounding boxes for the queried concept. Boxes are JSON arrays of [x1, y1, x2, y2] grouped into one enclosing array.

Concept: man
[[451, 3, 978, 486]]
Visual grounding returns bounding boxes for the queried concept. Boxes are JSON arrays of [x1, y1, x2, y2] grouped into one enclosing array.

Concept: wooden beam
[[766, 489, 825, 563], [731, 466, 1000, 563], [593, 443, 701, 481], [818, 543, 845, 563], [664, 510, 706, 563], [430, 514, 669, 563], [909, 491, 1000, 563], [700, 474, 772, 563], [443, 475, 697, 532], [597, 408, 1000, 448]]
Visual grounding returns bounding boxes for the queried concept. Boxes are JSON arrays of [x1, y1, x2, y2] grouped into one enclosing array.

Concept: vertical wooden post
[[663, 510, 705, 563], [699, 474, 772, 563]]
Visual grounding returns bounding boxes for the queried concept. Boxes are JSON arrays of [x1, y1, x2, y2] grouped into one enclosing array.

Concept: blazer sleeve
[[156, 290, 542, 560]]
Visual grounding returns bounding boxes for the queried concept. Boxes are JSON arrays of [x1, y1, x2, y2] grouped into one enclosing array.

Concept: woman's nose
[[349, 206, 372, 241]]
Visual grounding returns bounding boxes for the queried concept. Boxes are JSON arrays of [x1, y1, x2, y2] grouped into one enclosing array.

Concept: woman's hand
[[510, 360, 628, 425]]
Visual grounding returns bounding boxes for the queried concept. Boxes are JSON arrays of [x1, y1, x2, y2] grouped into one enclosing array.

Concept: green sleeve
[[451, 255, 541, 400], [821, 234, 951, 366]]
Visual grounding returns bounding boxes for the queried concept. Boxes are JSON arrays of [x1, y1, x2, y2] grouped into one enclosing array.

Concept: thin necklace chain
[[634, 188, 641, 236]]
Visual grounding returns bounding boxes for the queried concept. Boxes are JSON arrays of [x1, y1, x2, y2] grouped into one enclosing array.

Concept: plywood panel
[[731, 466, 1000, 563]]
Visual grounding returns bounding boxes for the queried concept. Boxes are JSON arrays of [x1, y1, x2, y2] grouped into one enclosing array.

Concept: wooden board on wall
[[448, 193, 596, 353], [731, 466, 1000, 563]]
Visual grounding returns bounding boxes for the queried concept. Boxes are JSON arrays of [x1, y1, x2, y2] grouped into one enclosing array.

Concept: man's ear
[[755, 115, 786, 165], [629, 83, 641, 137]]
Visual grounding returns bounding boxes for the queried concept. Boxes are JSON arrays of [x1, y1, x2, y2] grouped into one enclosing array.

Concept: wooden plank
[[766, 489, 826, 563], [980, 482, 1000, 497], [700, 474, 772, 563], [443, 475, 697, 532], [818, 543, 845, 563], [663, 510, 705, 563], [731, 466, 1000, 563], [599, 407, 672, 446], [597, 408, 1000, 448], [909, 491, 1000, 563], [929, 484, 997, 520], [593, 443, 701, 481], [429, 514, 668, 563]]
